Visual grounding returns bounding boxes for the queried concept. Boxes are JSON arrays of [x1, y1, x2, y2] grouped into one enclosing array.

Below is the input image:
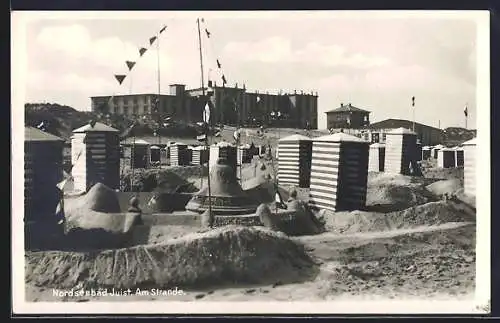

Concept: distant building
[[325, 103, 371, 129], [368, 118, 443, 146], [91, 83, 318, 129]]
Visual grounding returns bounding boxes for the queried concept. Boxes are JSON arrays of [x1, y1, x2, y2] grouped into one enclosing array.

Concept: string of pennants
[[200, 18, 227, 86]]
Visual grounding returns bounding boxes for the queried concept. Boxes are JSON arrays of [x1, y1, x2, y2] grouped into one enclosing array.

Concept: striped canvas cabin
[[130, 139, 151, 169], [277, 134, 313, 188], [462, 138, 476, 196], [71, 122, 120, 192], [170, 143, 191, 166], [437, 148, 456, 168], [384, 127, 417, 175], [191, 146, 209, 165], [368, 143, 385, 172], [309, 133, 369, 212], [454, 146, 464, 167], [25, 127, 65, 223]]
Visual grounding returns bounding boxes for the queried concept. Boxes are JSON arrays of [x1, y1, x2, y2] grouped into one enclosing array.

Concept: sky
[[17, 11, 480, 130]]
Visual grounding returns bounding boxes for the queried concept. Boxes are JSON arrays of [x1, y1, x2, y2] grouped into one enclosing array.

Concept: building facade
[[91, 83, 318, 129], [368, 119, 443, 146], [325, 103, 371, 129]]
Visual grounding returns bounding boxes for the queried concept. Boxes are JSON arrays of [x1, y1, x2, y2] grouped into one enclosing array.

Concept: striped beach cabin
[[462, 138, 476, 196], [71, 122, 120, 192], [25, 127, 65, 222], [437, 147, 456, 168], [384, 127, 417, 175], [277, 134, 313, 188], [454, 146, 464, 167], [422, 146, 431, 160], [309, 132, 369, 212], [170, 142, 191, 166], [368, 143, 385, 172], [191, 146, 209, 165]]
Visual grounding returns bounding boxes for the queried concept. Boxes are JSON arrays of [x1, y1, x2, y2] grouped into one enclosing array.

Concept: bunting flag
[[126, 61, 136, 71], [464, 104, 468, 117], [149, 36, 157, 45], [216, 59, 221, 69], [205, 28, 211, 38], [115, 74, 126, 85], [139, 47, 147, 56], [159, 25, 167, 33], [222, 75, 227, 85]]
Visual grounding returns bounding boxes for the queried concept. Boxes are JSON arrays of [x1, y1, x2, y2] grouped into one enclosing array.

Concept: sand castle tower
[[454, 146, 464, 167], [421, 146, 431, 160], [384, 127, 417, 175], [309, 132, 369, 212], [71, 122, 120, 192], [185, 158, 260, 215], [462, 138, 476, 197], [277, 134, 313, 188], [170, 142, 191, 166], [130, 139, 151, 169], [24, 126, 64, 223], [437, 147, 456, 168], [368, 143, 385, 172], [209, 141, 237, 176]]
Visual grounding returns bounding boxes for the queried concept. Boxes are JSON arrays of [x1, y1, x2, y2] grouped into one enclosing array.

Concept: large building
[[368, 118, 443, 146], [325, 103, 371, 129], [91, 82, 318, 129]]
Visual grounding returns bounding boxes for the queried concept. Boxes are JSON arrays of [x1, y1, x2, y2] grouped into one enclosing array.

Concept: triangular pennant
[[159, 25, 167, 33], [149, 36, 157, 45], [222, 75, 227, 85], [216, 59, 221, 69], [115, 74, 126, 85], [205, 29, 210, 38], [126, 61, 136, 71], [139, 47, 147, 56]]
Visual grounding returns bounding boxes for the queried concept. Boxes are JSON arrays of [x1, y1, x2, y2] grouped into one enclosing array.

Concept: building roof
[[278, 134, 311, 142], [72, 122, 119, 133], [314, 132, 368, 143], [133, 139, 150, 145], [462, 137, 477, 146], [216, 141, 235, 147], [386, 127, 417, 135], [325, 103, 370, 114], [369, 118, 441, 132], [25, 126, 64, 142], [150, 145, 161, 149]]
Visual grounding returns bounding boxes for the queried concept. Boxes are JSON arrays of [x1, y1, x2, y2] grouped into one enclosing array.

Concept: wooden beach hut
[[71, 122, 120, 192], [309, 132, 370, 212], [454, 146, 464, 167], [368, 143, 385, 172], [384, 127, 417, 175], [277, 134, 313, 188], [422, 146, 431, 160], [170, 142, 191, 166], [130, 139, 151, 169], [437, 147, 456, 168], [191, 146, 209, 165], [462, 138, 476, 196]]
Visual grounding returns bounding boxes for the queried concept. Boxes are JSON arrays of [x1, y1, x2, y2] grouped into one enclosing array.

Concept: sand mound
[[366, 173, 434, 212], [25, 226, 319, 290], [242, 176, 290, 204], [421, 164, 464, 181], [257, 203, 325, 236], [75, 183, 121, 213], [323, 201, 475, 234], [425, 179, 463, 197]]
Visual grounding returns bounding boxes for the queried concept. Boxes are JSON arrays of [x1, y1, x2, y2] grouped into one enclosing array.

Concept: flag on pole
[[149, 36, 157, 45], [205, 29, 211, 38], [464, 104, 468, 117], [411, 96, 415, 107], [221, 75, 227, 85], [216, 59, 221, 69]]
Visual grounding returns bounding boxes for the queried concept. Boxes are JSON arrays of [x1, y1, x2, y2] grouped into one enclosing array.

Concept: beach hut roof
[[462, 137, 477, 146], [314, 132, 367, 143], [150, 145, 160, 149], [433, 144, 445, 149], [386, 127, 417, 135], [440, 147, 454, 152], [25, 126, 64, 142], [370, 143, 386, 148], [72, 122, 119, 133], [216, 141, 235, 147], [133, 139, 150, 146], [278, 134, 311, 142]]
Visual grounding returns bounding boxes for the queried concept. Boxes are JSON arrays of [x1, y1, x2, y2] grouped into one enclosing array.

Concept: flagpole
[[198, 17, 213, 228], [156, 31, 161, 147]]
